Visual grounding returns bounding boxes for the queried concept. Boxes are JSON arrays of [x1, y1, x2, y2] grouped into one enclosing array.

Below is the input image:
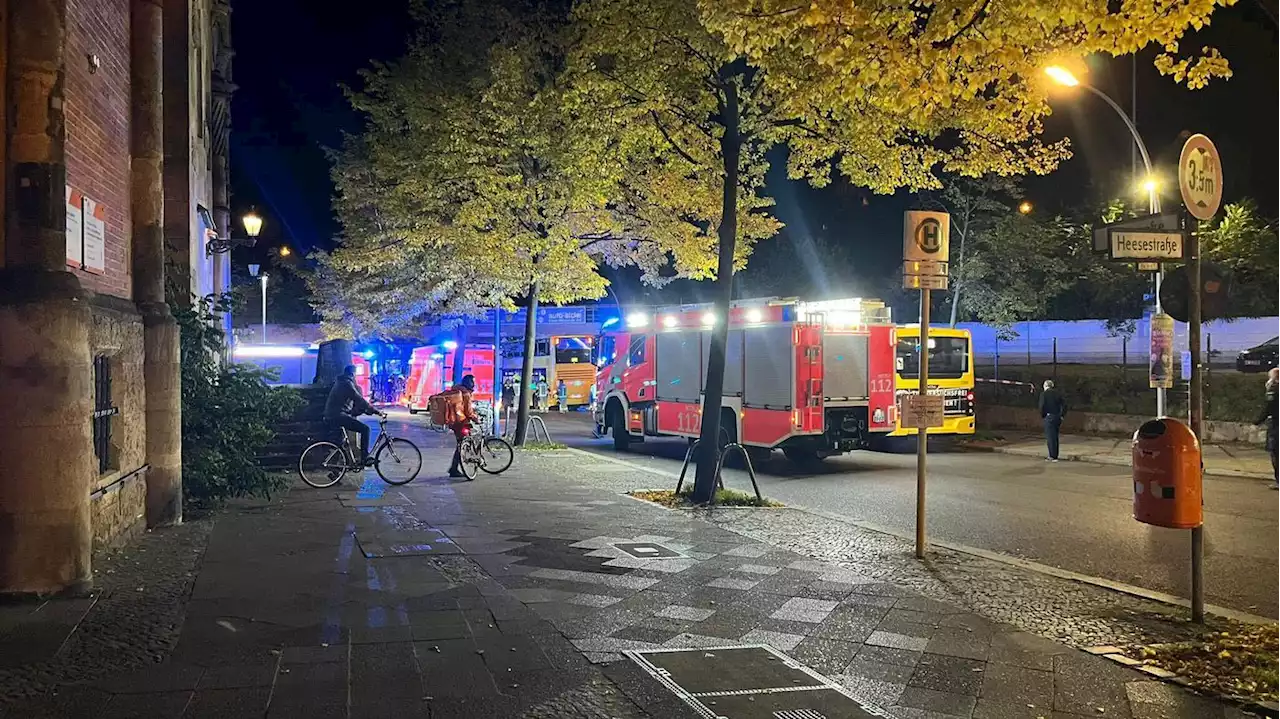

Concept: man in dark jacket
[[1038, 379, 1067, 462], [1256, 367, 1278, 489], [324, 365, 383, 465]]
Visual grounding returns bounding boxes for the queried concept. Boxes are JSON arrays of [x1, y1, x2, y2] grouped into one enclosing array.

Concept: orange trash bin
[[1132, 418, 1203, 529]]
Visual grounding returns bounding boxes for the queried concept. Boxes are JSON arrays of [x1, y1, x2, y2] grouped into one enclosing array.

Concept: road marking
[[566, 446, 1277, 626]]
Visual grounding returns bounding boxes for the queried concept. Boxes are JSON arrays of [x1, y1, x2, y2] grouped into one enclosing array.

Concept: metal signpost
[[1178, 133, 1223, 624], [902, 211, 950, 559], [1093, 211, 1183, 415]]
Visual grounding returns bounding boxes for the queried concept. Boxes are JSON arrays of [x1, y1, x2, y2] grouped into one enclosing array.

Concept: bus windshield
[[555, 336, 592, 365], [896, 336, 969, 380]]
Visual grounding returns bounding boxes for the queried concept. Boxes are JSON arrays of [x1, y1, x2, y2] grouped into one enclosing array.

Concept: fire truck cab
[[592, 297, 899, 464]]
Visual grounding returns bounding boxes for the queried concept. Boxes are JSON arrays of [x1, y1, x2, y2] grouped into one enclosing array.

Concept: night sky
[[229, 0, 1278, 306]]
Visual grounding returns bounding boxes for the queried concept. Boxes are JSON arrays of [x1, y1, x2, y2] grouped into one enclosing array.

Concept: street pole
[[260, 274, 268, 344], [493, 309, 502, 437], [916, 289, 930, 559], [1187, 217, 1205, 623], [1081, 83, 1165, 415], [1150, 186, 1165, 417]]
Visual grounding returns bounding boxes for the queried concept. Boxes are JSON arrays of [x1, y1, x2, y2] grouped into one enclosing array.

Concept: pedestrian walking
[[1254, 367, 1279, 490], [557, 379, 568, 413], [530, 379, 541, 411], [588, 382, 598, 414], [1038, 379, 1067, 462]]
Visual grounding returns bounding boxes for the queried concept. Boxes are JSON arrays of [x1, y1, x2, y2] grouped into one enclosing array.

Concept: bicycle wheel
[[459, 440, 480, 481], [479, 437, 514, 474], [375, 437, 422, 485], [299, 442, 348, 488]]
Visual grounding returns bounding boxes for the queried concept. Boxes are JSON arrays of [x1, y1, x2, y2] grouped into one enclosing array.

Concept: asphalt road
[[530, 411, 1279, 619]]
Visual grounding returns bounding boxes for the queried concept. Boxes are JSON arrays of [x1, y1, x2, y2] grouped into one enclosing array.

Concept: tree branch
[[932, 0, 991, 49], [650, 111, 701, 166]]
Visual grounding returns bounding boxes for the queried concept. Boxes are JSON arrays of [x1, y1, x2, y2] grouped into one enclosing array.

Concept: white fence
[[958, 317, 1278, 366]]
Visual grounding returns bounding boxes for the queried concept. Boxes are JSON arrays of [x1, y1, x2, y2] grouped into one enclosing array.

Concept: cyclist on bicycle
[[324, 365, 385, 466], [447, 374, 480, 477]]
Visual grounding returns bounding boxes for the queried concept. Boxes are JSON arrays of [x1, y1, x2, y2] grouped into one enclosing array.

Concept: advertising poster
[[1149, 313, 1174, 389]]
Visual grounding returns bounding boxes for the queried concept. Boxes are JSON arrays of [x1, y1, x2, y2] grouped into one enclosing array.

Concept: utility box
[[1132, 418, 1203, 529]]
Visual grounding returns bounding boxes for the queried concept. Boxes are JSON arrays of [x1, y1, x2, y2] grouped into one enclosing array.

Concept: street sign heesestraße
[[1092, 212, 1181, 253], [1108, 229, 1186, 261]]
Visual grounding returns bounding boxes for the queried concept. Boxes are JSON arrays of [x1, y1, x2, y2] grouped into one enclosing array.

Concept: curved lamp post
[[1046, 65, 1166, 415]]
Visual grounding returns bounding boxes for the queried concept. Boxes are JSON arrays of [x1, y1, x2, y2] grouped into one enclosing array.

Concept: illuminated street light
[[1044, 66, 1080, 87], [206, 209, 263, 255], [1045, 63, 1167, 416], [1018, 201, 1033, 215], [279, 246, 292, 257], [242, 210, 264, 238]]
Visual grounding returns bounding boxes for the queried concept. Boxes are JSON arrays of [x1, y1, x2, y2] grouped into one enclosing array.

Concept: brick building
[[0, 0, 236, 595]]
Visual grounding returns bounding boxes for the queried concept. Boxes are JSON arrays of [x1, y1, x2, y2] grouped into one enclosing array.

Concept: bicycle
[[456, 418, 514, 480], [298, 415, 423, 488]]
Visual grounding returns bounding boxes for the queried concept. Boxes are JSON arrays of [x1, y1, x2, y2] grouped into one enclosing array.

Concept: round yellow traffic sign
[[1178, 134, 1222, 221]]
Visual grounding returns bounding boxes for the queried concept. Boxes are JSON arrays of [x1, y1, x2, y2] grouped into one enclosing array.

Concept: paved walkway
[[0, 421, 1261, 718], [963, 432, 1275, 480]]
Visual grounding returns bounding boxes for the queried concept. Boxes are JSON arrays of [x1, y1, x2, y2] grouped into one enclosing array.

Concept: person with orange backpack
[[443, 374, 480, 477]]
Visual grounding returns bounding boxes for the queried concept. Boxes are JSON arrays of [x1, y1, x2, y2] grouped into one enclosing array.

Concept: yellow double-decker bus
[[887, 325, 975, 438]]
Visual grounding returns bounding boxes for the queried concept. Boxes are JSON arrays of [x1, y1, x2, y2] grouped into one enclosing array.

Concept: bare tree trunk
[[692, 79, 740, 504], [512, 281, 539, 446]]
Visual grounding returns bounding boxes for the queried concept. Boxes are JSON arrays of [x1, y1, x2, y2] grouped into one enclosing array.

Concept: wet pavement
[[532, 412, 1279, 618], [0, 412, 1264, 718]]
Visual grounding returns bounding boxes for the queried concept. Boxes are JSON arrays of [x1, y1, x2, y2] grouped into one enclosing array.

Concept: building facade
[[0, 0, 235, 595]]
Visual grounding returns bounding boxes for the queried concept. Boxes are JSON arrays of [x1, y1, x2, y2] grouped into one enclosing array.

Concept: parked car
[[1236, 337, 1278, 373]]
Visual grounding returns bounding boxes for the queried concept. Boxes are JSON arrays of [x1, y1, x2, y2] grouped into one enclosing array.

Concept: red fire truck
[[405, 345, 495, 412], [592, 297, 902, 464]]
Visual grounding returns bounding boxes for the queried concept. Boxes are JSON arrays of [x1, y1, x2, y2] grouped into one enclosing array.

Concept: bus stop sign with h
[[903, 210, 950, 559]]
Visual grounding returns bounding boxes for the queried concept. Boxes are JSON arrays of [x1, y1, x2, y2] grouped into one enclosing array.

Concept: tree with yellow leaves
[[570, 0, 1233, 500], [699, 0, 1233, 191], [317, 0, 745, 444]]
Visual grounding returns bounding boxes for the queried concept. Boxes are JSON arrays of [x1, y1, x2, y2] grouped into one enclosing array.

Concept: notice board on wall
[[82, 196, 106, 274]]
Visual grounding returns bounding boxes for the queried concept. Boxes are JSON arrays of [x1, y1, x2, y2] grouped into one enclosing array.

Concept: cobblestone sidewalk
[[0, 423, 1263, 718]]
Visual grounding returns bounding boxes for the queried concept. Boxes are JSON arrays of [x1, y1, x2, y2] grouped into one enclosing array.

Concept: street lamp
[[1046, 65, 1167, 415], [206, 209, 264, 255], [1018, 201, 1033, 215], [248, 264, 268, 344]]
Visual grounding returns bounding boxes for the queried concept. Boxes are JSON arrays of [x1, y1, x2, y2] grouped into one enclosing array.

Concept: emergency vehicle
[[405, 345, 495, 412], [592, 297, 906, 464]]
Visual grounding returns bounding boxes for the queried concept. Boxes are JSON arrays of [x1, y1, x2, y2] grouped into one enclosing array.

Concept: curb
[[960, 443, 1274, 481], [1087, 646, 1279, 717]]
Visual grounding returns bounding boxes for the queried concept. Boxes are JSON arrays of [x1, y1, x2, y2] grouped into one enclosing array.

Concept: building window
[[92, 355, 118, 474], [535, 339, 550, 357]]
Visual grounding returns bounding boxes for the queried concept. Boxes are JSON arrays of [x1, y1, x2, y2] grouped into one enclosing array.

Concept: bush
[[977, 365, 1265, 423], [173, 295, 302, 509]]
